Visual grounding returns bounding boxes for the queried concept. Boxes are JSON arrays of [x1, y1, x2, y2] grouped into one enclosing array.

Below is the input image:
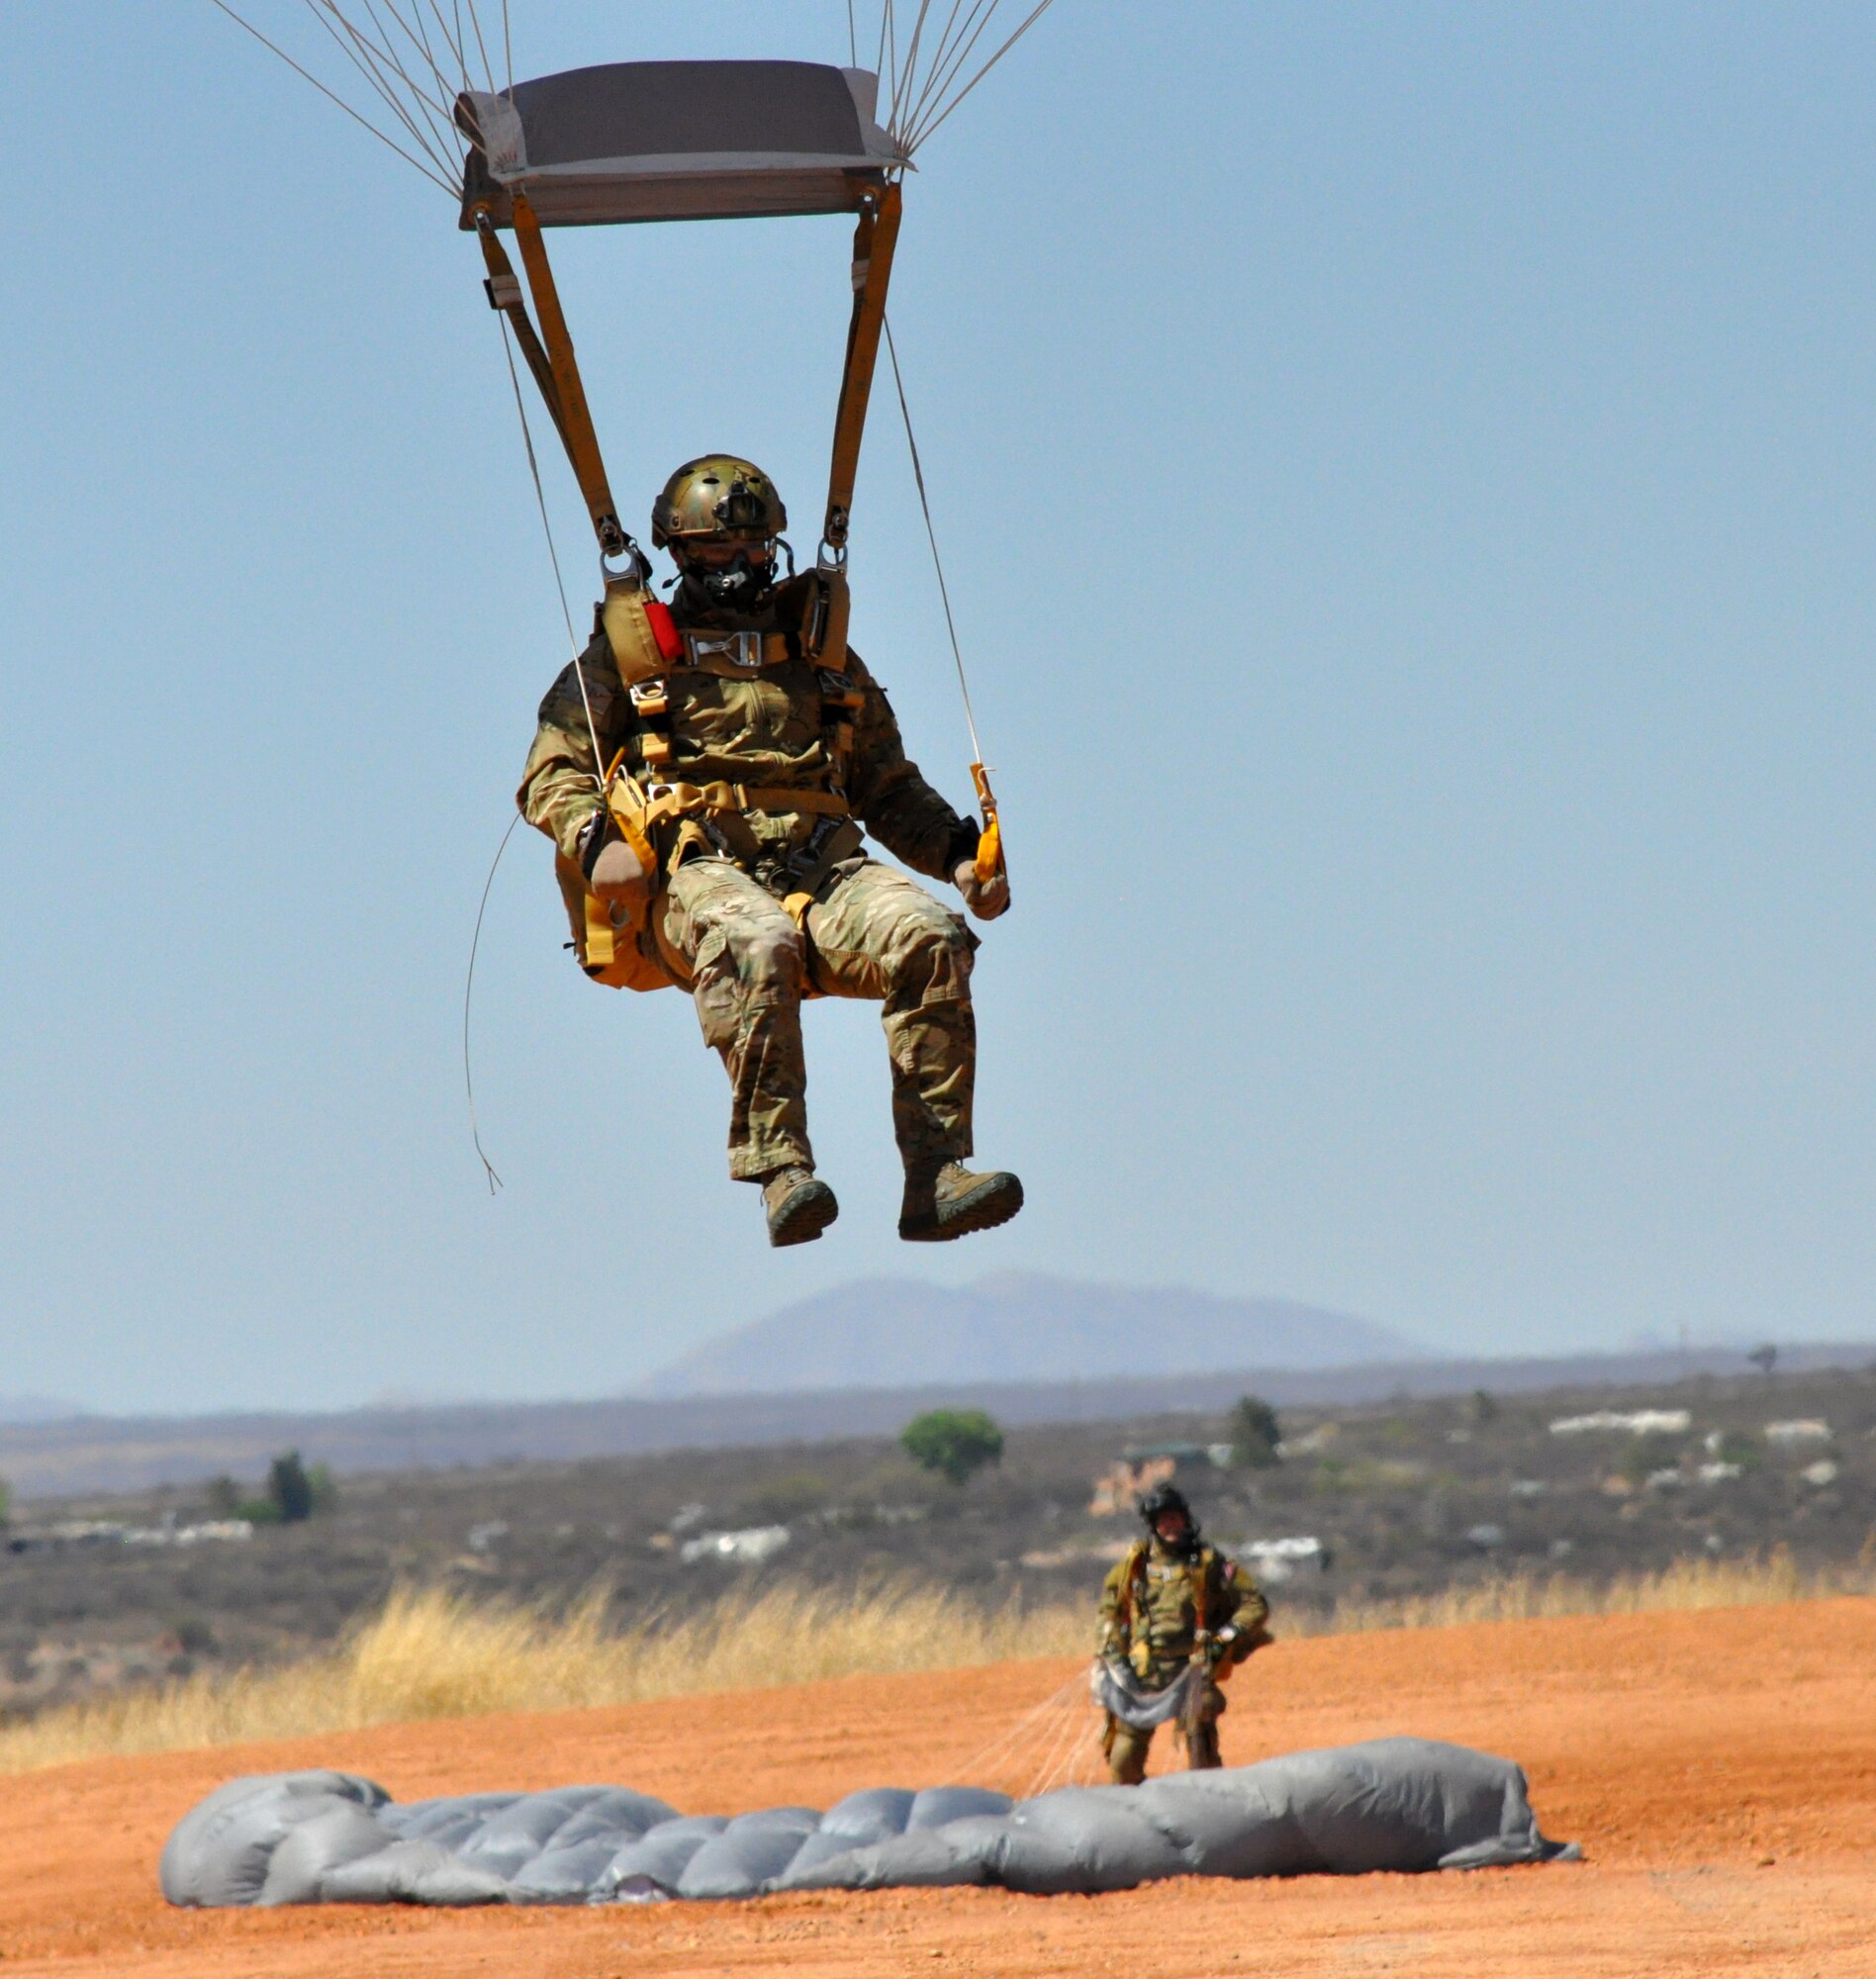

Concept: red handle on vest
[[644, 598, 683, 664]]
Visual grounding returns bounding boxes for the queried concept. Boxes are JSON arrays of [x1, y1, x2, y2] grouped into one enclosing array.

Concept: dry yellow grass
[[0, 1579, 1084, 1776], [0, 1551, 1866, 1776], [1312, 1544, 1874, 1635]]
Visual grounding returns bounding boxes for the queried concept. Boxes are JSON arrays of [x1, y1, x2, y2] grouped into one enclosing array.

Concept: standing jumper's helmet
[[1137, 1480, 1194, 1533], [651, 456, 788, 549]]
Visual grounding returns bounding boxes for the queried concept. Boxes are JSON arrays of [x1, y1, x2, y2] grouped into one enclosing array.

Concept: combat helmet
[[652, 455, 787, 548], [1137, 1479, 1196, 1535]]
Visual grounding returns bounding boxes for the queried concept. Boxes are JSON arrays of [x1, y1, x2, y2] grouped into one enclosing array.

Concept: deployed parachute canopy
[[456, 61, 908, 228]]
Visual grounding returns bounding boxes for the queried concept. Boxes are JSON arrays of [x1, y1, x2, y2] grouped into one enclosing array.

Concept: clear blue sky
[[3, 3, 1872, 1416]]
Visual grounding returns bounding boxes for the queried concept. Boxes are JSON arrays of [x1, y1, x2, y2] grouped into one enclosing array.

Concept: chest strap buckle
[[686, 629, 764, 671]]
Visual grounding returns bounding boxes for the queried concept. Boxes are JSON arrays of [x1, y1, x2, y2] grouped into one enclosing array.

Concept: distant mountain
[[0, 1396, 82, 1425], [4, 1342, 1872, 1498], [636, 1272, 1418, 1398]]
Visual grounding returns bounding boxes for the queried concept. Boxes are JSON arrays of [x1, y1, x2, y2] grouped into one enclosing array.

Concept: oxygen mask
[[682, 537, 777, 615]]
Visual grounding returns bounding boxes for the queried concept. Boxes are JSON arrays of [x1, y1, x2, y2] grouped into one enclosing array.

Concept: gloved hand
[[953, 855, 1009, 920], [579, 805, 647, 902], [590, 838, 647, 900]]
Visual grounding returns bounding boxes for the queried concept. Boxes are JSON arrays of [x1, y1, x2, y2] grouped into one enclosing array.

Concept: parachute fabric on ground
[[161, 1740, 1575, 1908], [1092, 1657, 1207, 1733]]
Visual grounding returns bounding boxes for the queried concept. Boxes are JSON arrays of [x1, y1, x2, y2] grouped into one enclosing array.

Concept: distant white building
[[1765, 1420, 1830, 1447], [679, 1525, 792, 1567], [1548, 1409, 1691, 1437], [1234, 1536, 1328, 1582]]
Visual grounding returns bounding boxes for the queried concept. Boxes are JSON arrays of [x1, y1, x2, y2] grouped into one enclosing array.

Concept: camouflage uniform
[[517, 586, 983, 1181], [1096, 1537, 1269, 1784]]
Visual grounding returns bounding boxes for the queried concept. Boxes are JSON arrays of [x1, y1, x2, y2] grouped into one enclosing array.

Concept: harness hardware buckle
[[687, 629, 764, 671]]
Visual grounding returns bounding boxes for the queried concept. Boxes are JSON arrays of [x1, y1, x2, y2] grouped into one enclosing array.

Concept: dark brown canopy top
[[456, 61, 906, 229]]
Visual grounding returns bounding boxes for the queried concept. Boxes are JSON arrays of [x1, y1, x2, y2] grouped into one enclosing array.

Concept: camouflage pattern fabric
[[516, 583, 985, 1182], [1096, 1539, 1269, 1785], [517, 627, 970, 882], [663, 855, 977, 1180]]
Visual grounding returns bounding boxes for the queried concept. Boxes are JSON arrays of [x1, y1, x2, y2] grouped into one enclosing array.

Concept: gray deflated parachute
[[160, 1738, 1575, 1907]]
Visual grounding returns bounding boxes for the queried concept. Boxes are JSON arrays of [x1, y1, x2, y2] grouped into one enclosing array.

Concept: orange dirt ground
[[0, 1599, 1870, 1978]]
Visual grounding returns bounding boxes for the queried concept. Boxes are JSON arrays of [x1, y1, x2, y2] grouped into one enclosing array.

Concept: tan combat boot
[[897, 1162, 1024, 1243], [762, 1167, 839, 1248]]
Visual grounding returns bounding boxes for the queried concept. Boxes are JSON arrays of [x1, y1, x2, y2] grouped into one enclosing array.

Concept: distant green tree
[[1747, 1344, 1778, 1378], [204, 1474, 241, 1518], [901, 1409, 1004, 1485], [266, 1451, 317, 1524], [307, 1461, 340, 1514], [0, 1473, 10, 1527], [1227, 1394, 1282, 1469], [1467, 1388, 1498, 1425]]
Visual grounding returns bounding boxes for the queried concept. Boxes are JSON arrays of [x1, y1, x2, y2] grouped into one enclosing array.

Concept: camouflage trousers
[[663, 855, 978, 1182], [1101, 1669, 1226, 1786]]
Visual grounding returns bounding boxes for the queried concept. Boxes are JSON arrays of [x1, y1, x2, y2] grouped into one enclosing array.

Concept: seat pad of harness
[[160, 1738, 1575, 1907]]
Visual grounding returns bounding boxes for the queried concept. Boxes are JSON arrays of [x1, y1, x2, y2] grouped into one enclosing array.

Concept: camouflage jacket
[[516, 593, 974, 891], [1097, 1538, 1268, 1677]]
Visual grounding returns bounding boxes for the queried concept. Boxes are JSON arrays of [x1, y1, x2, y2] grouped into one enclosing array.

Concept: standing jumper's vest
[[1112, 1538, 1216, 1680]]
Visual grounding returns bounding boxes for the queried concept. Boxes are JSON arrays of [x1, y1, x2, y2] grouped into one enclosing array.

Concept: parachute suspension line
[[884, 314, 1005, 877], [301, 0, 460, 181], [890, 0, 938, 129], [847, 0, 859, 66], [906, 0, 1059, 150], [883, 316, 982, 764], [209, 0, 458, 195], [945, 1673, 1078, 1777], [457, 0, 501, 99], [387, 0, 465, 119], [868, 0, 1060, 155], [900, 0, 1001, 145], [462, 811, 520, 1194], [436, 0, 477, 93], [893, 0, 982, 137], [461, 302, 597, 1201], [1026, 1687, 1103, 1797], [343, 0, 468, 161], [450, 0, 473, 89], [943, 1673, 1094, 1795]]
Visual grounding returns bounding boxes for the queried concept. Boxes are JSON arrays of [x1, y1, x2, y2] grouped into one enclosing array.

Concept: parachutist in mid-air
[[518, 456, 1022, 1248], [1095, 1483, 1271, 1785]]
